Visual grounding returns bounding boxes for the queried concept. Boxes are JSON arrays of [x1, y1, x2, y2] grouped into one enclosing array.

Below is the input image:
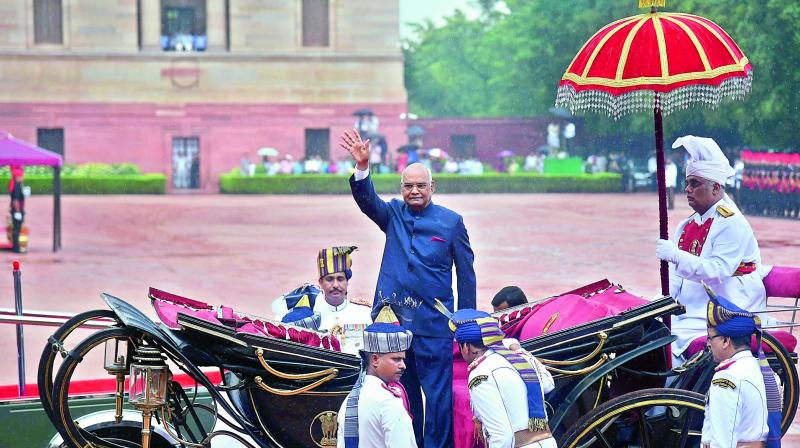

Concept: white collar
[[697, 198, 727, 222], [730, 350, 754, 361], [321, 297, 349, 312]]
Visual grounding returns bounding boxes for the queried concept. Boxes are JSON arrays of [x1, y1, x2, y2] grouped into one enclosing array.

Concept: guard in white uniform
[[702, 291, 781, 448], [337, 322, 417, 448], [272, 246, 373, 353], [445, 307, 556, 448], [657, 136, 766, 362]]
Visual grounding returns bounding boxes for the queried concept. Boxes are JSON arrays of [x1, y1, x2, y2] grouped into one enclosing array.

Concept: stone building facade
[[0, 0, 406, 190]]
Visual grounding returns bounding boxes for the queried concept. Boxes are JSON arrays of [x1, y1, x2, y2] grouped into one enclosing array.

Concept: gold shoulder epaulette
[[711, 378, 737, 390], [468, 375, 488, 390], [716, 205, 735, 218], [349, 297, 371, 307]]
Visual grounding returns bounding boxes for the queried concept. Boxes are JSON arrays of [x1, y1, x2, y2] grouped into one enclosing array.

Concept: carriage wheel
[[559, 388, 705, 448], [50, 327, 152, 448], [761, 331, 799, 435], [37, 309, 120, 427]]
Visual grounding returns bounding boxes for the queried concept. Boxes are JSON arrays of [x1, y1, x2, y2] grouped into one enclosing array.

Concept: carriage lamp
[[129, 346, 170, 448], [103, 338, 129, 423]]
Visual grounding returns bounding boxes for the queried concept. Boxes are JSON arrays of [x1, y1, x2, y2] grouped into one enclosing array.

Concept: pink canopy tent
[[0, 131, 63, 252]]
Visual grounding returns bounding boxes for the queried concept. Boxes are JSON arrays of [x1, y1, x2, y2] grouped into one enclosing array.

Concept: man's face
[[401, 165, 435, 211], [458, 342, 480, 364], [318, 272, 348, 305], [685, 175, 719, 213], [706, 327, 729, 363], [371, 352, 406, 383], [493, 301, 510, 312]]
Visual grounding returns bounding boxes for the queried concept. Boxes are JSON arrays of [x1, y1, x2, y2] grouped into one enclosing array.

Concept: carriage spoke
[[638, 409, 652, 448], [590, 426, 614, 448]]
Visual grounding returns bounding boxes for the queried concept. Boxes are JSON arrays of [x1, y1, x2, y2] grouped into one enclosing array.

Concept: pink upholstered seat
[[763, 266, 800, 299], [685, 331, 797, 358], [151, 296, 341, 351]]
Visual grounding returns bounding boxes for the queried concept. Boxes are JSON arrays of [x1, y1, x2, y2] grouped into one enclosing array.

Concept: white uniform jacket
[[468, 350, 557, 448], [670, 198, 765, 355], [701, 351, 769, 447], [336, 375, 417, 448], [272, 292, 373, 353]]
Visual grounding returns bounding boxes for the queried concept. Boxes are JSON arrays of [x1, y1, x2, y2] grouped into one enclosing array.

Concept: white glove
[[12, 212, 22, 221], [656, 239, 679, 263]]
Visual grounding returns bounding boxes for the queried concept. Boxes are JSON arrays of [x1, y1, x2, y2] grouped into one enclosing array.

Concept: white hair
[[401, 163, 432, 184]]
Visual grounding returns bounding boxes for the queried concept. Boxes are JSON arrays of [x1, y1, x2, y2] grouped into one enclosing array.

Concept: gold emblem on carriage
[[310, 410, 338, 447]]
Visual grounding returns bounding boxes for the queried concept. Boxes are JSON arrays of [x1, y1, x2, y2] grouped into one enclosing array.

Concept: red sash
[[678, 219, 714, 256]]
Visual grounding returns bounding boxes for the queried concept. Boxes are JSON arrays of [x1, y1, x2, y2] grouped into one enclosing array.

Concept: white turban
[[671, 135, 735, 185]]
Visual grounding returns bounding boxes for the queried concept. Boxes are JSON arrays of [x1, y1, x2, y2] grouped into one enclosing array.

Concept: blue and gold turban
[[707, 294, 759, 338], [446, 307, 548, 432], [449, 309, 505, 347], [318, 246, 357, 279], [281, 295, 321, 331], [706, 290, 781, 448]]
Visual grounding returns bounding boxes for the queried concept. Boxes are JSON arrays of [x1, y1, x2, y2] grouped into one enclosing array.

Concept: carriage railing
[[0, 308, 115, 397]]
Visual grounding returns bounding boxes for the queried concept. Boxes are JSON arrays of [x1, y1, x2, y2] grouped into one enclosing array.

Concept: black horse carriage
[[39, 275, 799, 448]]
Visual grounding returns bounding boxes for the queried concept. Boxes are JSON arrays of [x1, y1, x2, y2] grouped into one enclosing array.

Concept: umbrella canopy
[[427, 148, 449, 159], [496, 150, 515, 158], [556, 8, 752, 119], [555, 1, 752, 295], [0, 131, 63, 167], [352, 108, 374, 117], [257, 147, 279, 157], [406, 125, 426, 138]]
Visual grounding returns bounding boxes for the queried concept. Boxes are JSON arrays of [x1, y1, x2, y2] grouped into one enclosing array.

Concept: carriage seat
[[684, 331, 797, 359], [150, 288, 342, 351], [498, 280, 649, 341]]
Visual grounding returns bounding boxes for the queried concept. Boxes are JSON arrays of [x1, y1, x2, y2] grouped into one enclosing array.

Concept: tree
[[404, 0, 800, 149]]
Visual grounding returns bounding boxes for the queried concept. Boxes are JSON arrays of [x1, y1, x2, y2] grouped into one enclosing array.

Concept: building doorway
[[37, 128, 65, 158], [172, 137, 199, 189], [305, 128, 330, 160], [451, 134, 476, 159]]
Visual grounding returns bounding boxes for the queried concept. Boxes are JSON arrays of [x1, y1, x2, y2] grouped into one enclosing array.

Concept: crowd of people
[[737, 151, 800, 219]]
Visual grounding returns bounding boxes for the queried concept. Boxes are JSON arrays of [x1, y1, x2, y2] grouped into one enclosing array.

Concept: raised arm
[[341, 130, 390, 230]]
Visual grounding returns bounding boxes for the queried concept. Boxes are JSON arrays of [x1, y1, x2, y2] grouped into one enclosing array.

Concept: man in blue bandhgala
[[704, 287, 782, 448], [341, 129, 477, 448]]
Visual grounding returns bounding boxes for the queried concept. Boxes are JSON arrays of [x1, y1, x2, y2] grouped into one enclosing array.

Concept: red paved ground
[[1, 192, 799, 441]]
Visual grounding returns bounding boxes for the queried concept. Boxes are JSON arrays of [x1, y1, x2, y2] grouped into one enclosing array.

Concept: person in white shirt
[[445, 307, 556, 448], [337, 322, 417, 448], [657, 136, 766, 366], [272, 246, 372, 353], [665, 156, 678, 210], [702, 291, 781, 448]]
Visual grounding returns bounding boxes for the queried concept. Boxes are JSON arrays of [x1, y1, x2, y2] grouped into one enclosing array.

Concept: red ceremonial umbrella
[[555, 0, 752, 295]]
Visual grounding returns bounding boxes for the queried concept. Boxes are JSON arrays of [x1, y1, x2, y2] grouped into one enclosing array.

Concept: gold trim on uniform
[[716, 205, 735, 218], [711, 378, 737, 390], [468, 375, 489, 390]]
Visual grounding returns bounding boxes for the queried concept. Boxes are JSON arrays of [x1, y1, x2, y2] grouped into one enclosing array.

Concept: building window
[[172, 137, 200, 189], [37, 128, 64, 158], [302, 0, 329, 47], [33, 0, 63, 44], [160, 0, 207, 52], [451, 134, 476, 159], [305, 129, 330, 160]]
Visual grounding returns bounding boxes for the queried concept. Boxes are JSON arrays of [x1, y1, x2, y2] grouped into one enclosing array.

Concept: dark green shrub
[[219, 173, 622, 194], [0, 174, 166, 194]]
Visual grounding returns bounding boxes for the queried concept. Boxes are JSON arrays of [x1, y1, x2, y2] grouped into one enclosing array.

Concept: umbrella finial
[[639, 0, 665, 9]]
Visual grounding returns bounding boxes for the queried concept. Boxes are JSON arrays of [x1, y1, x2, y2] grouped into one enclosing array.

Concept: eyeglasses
[[686, 179, 714, 189], [706, 334, 726, 342], [401, 183, 430, 192]]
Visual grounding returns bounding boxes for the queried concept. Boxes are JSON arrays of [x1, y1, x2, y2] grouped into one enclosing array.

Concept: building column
[[206, 0, 227, 51], [140, 0, 162, 51]]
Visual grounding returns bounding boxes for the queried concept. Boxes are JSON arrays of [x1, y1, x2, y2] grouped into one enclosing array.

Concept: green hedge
[[0, 174, 167, 194], [220, 173, 622, 194]]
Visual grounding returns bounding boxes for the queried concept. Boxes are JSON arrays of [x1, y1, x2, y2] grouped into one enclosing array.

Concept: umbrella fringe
[[555, 71, 752, 120], [639, 0, 666, 8]]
